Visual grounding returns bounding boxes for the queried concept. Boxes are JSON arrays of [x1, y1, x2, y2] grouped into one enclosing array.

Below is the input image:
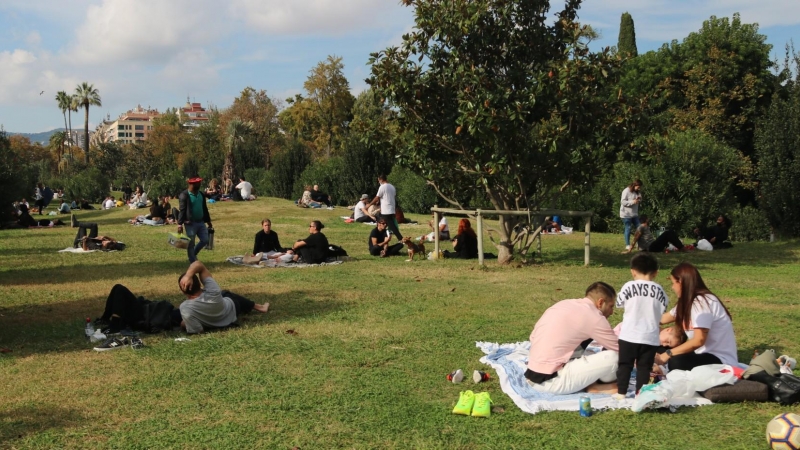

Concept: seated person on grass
[[693, 215, 732, 249], [58, 199, 71, 214], [250, 218, 294, 262], [624, 215, 686, 254], [178, 261, 270, 334], [525, 281, 619, 395], [128, 196, 167, 225], [311, 184, 333, 208], [162, 196, 178, 224], [299, 186, 322, 208], [354, 194, 377, 223], [368, 219, 404, 257], [426, 212, 450, 241], [236, 177, 255, 201], [443, 218, 479, 259], [291, 220, 329, 263]]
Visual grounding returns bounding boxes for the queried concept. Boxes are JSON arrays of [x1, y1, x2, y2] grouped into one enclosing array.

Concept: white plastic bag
[[687, 364, 737, 391], [696, 239, 713, 251]]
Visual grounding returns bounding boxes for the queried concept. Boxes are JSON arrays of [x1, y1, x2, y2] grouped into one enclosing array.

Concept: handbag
[[748, 371, 800, 405]]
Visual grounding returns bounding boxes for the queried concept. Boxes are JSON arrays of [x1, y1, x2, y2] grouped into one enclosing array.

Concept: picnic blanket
[[476, 341, 712, 414], [59, 247, 97, 253], [226, 255, 346, 268]]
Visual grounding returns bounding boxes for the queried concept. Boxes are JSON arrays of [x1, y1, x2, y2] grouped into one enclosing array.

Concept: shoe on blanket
[[471, 392, 492, 418], [611, 393, 626, 401], [452, 390, 475, 415]]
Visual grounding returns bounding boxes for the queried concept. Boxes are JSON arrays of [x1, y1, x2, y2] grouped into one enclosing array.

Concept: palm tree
[[49, 131, 68, 173], [73, 82, 101, 164], [69, 96, 79, 145], [222, 118, 253, 183], [55, 91, 70, 142]]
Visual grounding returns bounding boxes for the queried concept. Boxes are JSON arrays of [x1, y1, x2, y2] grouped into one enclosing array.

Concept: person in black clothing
[[368, 219, 404, 257], [251, 219, 294, 262], [311, 184, 332, 208], [444, 218, 479, 259], [291, 220, 329, 264], [693, 215, 732, 249], [625, 215, 685, 254], [17, 204, 65, 227], [72, 215, 124, 250]]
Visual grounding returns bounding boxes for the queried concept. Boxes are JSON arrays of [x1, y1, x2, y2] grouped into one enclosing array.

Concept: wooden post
[[433, 206, 440, 259], [476, 210, 484, 266], [537, 232, 542, 258], [584, 215, 592, 266]]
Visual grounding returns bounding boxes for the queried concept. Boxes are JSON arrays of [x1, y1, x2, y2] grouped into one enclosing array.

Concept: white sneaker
[[625, 245, 631, 251], [611, 393, 626, 401]]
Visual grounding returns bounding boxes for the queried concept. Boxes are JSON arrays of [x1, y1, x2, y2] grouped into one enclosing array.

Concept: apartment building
[[92, 105, 161, 145], [179, 98, 210, 130]]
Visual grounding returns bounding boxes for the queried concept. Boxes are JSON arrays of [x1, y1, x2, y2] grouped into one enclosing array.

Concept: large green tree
[[220, 87, 282, 169], [222, 118, 253, 182], [369, 0, 632, 263], [618, 12, 638, 57], [302, 55, 355, 158], [73, 82, 102, 164]]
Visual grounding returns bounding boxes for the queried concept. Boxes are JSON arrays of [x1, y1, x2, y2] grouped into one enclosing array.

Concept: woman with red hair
[[444, 218, 479, 259], [655, 262, 738, 371]]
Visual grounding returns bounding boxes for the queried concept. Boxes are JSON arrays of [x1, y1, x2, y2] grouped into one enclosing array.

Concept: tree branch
[[427, 180, 464, 209]]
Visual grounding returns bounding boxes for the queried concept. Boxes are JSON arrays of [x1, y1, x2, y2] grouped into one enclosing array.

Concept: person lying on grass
[[178, 261, 269, 334], [525, 281, 620, 395]]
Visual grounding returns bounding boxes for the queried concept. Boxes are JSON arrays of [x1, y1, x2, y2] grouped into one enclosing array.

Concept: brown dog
[[402, 237, 426, 261]]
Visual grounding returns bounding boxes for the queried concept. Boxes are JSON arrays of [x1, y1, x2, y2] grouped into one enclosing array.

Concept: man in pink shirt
[[525, 282, 620, 395]]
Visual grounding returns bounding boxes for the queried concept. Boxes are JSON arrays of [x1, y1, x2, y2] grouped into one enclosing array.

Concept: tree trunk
[[485, 185, 520, 265], [222, 147, 236, 184], [67, 110, 73, 145], [83, 105, 90, 164]]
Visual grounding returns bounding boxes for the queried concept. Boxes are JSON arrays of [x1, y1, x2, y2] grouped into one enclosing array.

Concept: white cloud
[[25, 31, 41, 46], [0, 49, 37, 102], [68, 0, 223, 65], [228, 0, 411, 35]]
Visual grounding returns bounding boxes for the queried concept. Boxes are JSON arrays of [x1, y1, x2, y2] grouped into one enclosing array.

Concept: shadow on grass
[[0, 404, 84, 443], [0, 289, 344, 358], [0, 259, 233, 286], [545, 240, 800, 269]]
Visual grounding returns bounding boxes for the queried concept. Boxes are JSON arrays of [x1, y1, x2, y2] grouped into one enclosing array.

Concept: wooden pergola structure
[[430, 207, 594, 266]]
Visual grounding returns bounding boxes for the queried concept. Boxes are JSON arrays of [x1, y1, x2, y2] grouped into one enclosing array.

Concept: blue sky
[[1, 0, 797, 133]]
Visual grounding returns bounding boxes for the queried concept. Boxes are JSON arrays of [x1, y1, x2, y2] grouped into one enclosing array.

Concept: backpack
[[327, 244, 348, 258], [136, 300, 176, 333]]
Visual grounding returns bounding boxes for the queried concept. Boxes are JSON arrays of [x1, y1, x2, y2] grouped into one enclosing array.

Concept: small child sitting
[[614, 253, 669, 398]]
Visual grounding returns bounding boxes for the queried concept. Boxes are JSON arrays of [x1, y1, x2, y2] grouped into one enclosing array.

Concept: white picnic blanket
[[58, 247, 97, 253], [226, 255, 346, 268], [476, 341, 712, 414]]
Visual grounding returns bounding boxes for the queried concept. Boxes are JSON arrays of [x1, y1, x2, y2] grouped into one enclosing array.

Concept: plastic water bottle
[[84, 317, 94, 340]]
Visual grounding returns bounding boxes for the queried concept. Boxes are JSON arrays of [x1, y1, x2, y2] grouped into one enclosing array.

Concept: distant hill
[[8, 128, 66, 145]]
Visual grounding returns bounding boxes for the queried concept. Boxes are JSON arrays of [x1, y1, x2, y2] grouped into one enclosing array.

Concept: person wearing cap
[[353, 194, 376, 223], [178, 177, 213, 263]]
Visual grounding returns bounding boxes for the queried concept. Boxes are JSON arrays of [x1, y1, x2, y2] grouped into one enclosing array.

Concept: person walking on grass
[[368, 174, 402, 240], [178, 176, 213, 263]]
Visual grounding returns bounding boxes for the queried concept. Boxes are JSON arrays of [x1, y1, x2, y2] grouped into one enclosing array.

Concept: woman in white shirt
[[655, 262, 738, 371]]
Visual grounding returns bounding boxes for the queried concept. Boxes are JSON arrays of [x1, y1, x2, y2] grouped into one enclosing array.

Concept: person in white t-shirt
[[426, 213, 450, 241], [236, 177, 255, 200], [655, 262, 737, 371], [614, 253, 669, 397], [353, 194, 376, 223], [367, 174, 402, 239], [103, 196, 116, 209]]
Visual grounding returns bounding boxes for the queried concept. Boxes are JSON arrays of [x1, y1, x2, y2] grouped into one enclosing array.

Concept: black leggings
[[380, 214, 402, 240], [101, 284, 144, 327], [646, 230, 684, 252], [668, 352, 722, 372], [221, 290, 256, 316], [74, 222, 98, 247], [355, 216, 373, 223], [617, 340, 658, 394], [369, 243, 404, 257]]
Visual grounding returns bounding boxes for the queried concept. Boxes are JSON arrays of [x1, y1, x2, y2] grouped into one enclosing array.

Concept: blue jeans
[[185, 222, 209, 263], [622, 217, 640, 246]]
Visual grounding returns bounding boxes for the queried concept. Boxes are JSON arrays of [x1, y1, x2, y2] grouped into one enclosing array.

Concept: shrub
[[244, 168, 271, 197], [269, 140, 311, 199], [390, 165, 437, 214], [63, 167, 110, 203], [338, 134, 395, 205], [729, 206, 771, 242], [292, 157, 347, 203], [147, 170, 186, 199]]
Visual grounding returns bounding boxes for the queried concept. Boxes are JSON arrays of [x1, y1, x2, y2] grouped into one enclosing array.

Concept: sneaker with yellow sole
[[452, 390, 475, 415], [471, 392, 493, 418]]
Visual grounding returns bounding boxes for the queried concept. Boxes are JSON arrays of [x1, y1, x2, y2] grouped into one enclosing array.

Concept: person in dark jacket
[[251, 219, 294, 262], [444, 218, 479, 259], [693, 215, 733, 249], [291, 220, 329, 264], [178, 177, 213, 263]]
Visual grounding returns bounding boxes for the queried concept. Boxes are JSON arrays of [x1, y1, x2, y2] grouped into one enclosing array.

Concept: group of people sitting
[[366, 214, 480, 259], [298, 185, 334, 209], [525, 256, 737, 397], [202, 177, 255, 202], [247, 218, 331, 264], [128, 196, 179, 226], [624, 214, 733, 254]]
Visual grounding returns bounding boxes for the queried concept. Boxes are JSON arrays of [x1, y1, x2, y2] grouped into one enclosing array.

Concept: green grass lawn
[[0, 198, 798, 449]]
